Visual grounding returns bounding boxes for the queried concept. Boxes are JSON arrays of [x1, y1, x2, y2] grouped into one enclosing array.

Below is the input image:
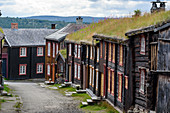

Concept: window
[[104, 42, 106, 59], [37, 47, 43, 56], [20, 47, 27, 57], [108, 68, 111, 92], [140, 37, 145, 55], [37, 63, 43, 74], [96, 70, 98, 90], [109, 43, 111, 61], [47, 64, 50, 76], [119, 45, 123, 66], [97, 47, 99, 62], [61, 64, 63, 72], [125, 76, 128, 89], [112, 44, 115, 63], [56, 43, 58, 55], [139, 69, 145, 93], [69, 44, 71, 56], [78, 45, 80, 58], [74, 63, 77, 78], [111, 70, 114, 95], [90, 66, 92, 85], [100, 42, 103, 58], [19, 64, 27, 75], [90, 46, 93, 59], [53, 43, 55, 58], [75, 44, 77, 57], [86, 46, 88, 58], [92, 67, 94, 86], [47, 42, 51, 56], [118, 73, 122, 102], [78, 64, 80, 79]]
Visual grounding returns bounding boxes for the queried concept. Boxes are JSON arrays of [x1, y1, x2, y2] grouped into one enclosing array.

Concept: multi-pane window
[[20, 47, 27, 57], [111, 70, 114, 95], [48, 42, 51, 56], [56, 43, 58, 55], [140, 37, 145, 55], [109, 43, 111, 61], [119, 45, 123, 66], [75, 44, 77, 57], [37, 64, 43, 73], [69, 44, 71, 56], [78, 45, 80, 58], [19, 64, 27, 75], [47, 64, 50, 76], [90, 66, 92, 85], [108, 68, 111, 92], [37, 47, 43, 56], [53, 43, 55, 58], [90, 46, 93, 59], [97, 47, 99, 62], [118, 73, 122, 102], [100, 42, 103, 58], [86, 46, 88, 58], [112, 44, 115, 63], [92, 67, 94, 86], [139, 69, 145, 93], [74, 63, 77, 78], [96, 70, 98, 89], [78, 65, 80, 79]]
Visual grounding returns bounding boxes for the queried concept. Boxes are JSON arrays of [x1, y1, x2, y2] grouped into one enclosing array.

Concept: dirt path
[[5, 81, 83, 113]]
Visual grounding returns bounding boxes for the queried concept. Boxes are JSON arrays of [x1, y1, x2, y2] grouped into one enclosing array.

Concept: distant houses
[[2, 23, 57, 79]]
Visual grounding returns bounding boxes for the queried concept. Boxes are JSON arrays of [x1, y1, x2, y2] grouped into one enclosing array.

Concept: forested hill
[[0, 17, 69, 29]]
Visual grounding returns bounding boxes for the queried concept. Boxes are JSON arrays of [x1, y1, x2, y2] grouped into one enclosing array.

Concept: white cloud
[[0, 0, 169, 17]]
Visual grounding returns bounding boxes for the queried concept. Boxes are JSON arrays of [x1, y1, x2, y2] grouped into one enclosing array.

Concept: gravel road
[[5, 81, 83, 113]]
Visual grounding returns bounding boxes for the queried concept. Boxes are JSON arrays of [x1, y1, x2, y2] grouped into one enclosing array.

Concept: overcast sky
[[0, 0, 169, 17]]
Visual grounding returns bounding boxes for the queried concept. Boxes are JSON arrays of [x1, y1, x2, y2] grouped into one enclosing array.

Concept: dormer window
[[20, 47, 27, 57], [140, 37, 145, 55]]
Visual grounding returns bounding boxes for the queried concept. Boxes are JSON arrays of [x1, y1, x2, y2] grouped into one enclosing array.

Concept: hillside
[[0, 17, 69, 29], [24, 16, 104, 23], [66, 11, 170, 42]]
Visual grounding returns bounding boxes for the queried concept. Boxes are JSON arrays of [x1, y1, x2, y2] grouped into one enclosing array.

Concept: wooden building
[[45, 17, 88, 83], [125, 20, 170, 112], [2, 26, 57, 80]]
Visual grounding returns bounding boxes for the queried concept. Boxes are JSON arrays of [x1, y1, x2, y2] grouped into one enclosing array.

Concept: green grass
[[4, 84, 12, 93], [66, 10, 170, 42], [72, 93, 91, 101]]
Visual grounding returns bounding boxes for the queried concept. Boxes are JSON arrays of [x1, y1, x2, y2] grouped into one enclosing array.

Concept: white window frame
[[20, 47, 27, 57], [19, 64, 27, 75], [92, 67, 94, 86], [69, 44, 71, 56], [47, 64, 50, 76], [90, 66, 92, 85], [37, 64, 43, 74], [86, 46, 88, 58], [97, 47, 99, 62], [140, 37, 145, 54], [90, 46, 92, 59], [56, 43, 58, 55], [48, 42, 51, 56], [78, 45, 80, 58], [78, 65, 80, 79], [53, 43, 55, 58], [74, 64, 77, 78], [75, 44, 77, 57], [37, 47, 43, 56], [96, 70, 98, 89]]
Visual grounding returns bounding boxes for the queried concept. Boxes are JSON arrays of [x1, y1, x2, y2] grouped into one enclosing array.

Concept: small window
[[47, 64, 50, 76], [119, 45, 123, 66], [108, 68, 111, 92], [109, 43, 111, 61], [53, 43, 55, 58], [61, 64, 63, 72], [140, 37, 145, 55], [125, 76, 128, 89], [86, 46, 88, 58], [78, 65, 80, 79], [78, 45, 81, 58], [89, 66, 92, 85], [97, 47, 99, 62], [100, 42, 103, 58], [74, 63, 77, 78], [90, 46, 93, 59], [118, 73, 122, 102], [69, 44, 71, 56], [92, 67, 94, 86], [37, 47, 43, 56], [20, 47, 27, 57], [139, 69, 145, 93], [56, 43, 58, 55], [37, 63, 43, 74], [19, 64, 27, 75], [75, 44, 77, 57], [111, 70, 114, 95], [96, 70, 98, 89], [112, 44, 115, 63], [47, 42, 51, 56]]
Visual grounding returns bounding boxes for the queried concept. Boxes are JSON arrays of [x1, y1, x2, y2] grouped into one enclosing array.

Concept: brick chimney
[[51, 24, 56, 29], [11, 23, 18, 30], [76, 16, 83, 25]]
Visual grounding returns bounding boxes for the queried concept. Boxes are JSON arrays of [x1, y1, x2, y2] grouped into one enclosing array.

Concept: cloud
[[0, 0, 169, 17]]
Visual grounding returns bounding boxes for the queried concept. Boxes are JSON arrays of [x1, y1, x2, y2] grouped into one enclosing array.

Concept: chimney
[[151, 0, 166, 13], [76, 16, 83, 25], [51, 24, 56, 29], [11, 23, 18, 30]]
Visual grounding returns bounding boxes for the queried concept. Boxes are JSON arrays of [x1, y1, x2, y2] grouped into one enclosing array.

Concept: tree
[[134, 9, 141, 17]]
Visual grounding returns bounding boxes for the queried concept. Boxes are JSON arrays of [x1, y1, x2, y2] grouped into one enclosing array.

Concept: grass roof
[[66, 10, 170, 42], [60, 49, 67, 58]]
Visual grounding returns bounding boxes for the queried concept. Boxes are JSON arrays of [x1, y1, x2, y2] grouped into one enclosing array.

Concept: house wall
[[2, 46, 8, 78]]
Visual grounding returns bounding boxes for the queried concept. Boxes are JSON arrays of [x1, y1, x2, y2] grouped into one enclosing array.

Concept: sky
[[0, 0, 169, 17]]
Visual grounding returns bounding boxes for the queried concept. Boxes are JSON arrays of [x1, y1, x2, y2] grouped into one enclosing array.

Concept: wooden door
[[69, 65, 71, 82]]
